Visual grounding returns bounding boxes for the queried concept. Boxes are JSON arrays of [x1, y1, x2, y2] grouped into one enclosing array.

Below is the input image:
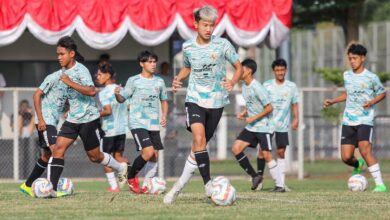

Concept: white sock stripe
[[134, 134, 142, 151], [369, 169, 380, 173], [194, 150, 208, 155], [36, 161, 46, 169], [50, 164, 64, 168], [43, 131, 50, 147], [237, 155, 247, 162], [269, 165, 277, 170], [187, 159, 197, 166]]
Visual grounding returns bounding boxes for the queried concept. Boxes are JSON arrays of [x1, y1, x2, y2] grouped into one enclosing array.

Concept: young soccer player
[[19, 59, 69, 197], [96, 63, 129, 192], [115, 51, 168, 194], [258, 58, 299, 190], [47, 36, 127, 197], [323, 43, 387, 192], [164, 5, 242, 204], [232, 59, 285, 192]]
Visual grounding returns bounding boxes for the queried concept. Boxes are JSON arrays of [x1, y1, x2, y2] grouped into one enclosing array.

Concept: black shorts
[[58, 119, 103, 151], [185, 102, 224, 142], [131, 128, 163, 151], [236, 129, 272, 151], [274, 132, 289, 148], [341, 125, 373, 147], [36, 125, 57, 150], [101, 134, 126, 153]]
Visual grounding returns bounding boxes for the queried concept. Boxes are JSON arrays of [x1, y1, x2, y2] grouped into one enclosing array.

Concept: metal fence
[[1, 88, 390, 181]]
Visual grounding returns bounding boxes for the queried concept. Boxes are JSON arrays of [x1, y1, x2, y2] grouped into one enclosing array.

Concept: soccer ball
[[142, 177, 166, 194], [57, 177, 74, 195], [348, 175, 368, 192], [210, 176, 237, 206], [32, 178, 53, 198]]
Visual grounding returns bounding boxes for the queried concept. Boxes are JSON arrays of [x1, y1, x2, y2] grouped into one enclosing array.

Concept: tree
[[293, 0, 390, 45]]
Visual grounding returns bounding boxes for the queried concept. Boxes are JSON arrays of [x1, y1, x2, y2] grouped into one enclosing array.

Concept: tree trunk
[[343, 0, 365, 45]]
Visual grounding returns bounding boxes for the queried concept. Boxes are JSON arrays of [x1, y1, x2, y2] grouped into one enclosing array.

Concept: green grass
[[1, 160, 389, 220]]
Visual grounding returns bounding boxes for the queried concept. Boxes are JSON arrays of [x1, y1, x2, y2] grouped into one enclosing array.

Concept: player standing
[[115, 51, 168, 194], [96, 63, 129, 192], [324, 43, 387, 192], [164, 5, 242, 204], [47, 36, 127, 197]]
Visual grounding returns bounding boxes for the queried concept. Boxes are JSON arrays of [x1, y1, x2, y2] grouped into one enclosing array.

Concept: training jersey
[[35, 71, 68, 126], [99, 84, 128, 137], [263, 79, 299, 132], [343, 69, 385, 126], [183, 35, 239, 109], [120, 74, 168, 131], [64, 62, 100, 124], [242, 79, 272, 133]]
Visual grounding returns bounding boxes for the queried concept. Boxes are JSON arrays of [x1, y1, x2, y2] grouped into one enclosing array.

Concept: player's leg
[[101, 136, 119, 192], [143, 131, 164, 183], [357, 125, 387, 192], [257, 133, 284, 192], [111, 134, 129, 189], [275, 132, 289, 188], [232, 129, 262, 190], [340, 125, 364, 175]]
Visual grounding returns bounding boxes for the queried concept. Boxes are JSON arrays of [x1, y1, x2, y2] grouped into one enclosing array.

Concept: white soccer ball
[[348, 175, 368, 192], [32, 178, 53, 198], [57, 177, 74, 195], [142, 177, 166, 194], [211, 176, 237, 206]]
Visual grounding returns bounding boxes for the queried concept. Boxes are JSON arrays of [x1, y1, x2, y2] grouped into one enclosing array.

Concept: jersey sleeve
[[159, 80, 168, 101], [373, 75, 386, 95], [183, 51, 191, 68], [99, 91, 111, 106], [291, 84, 299, 104], [223, 39, 239, 65], [78, 68, 94, 86], [120, 78, 135, 100], [256, 85, 271, 106], [39, 74, 55, 94]]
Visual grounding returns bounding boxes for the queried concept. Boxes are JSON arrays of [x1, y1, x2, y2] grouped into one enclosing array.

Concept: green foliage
[[320, 106, 343, 124], [378, 72, 390, 83], [315, 68, 344, 87], [371, 1, 390, 22]]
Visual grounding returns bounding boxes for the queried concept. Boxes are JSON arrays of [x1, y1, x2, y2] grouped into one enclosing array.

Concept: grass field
[[1, 160, 389, 220]]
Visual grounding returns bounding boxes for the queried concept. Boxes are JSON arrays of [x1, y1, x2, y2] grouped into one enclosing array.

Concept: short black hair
[[242, 59, 257, 75], [98, 62, 115, 78], [57, 36, 84, 62], [137, 51, 158, 63], [272, 58, 287, 69], [347, 44, 367, 56]]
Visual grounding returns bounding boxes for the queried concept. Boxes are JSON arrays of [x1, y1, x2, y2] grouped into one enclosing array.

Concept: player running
[[47, 36, 127, 197], [323, 43, 387, 192], [96, 63, 129, 192], [164, 5, 242, 204], [115, 51, 168, 194]]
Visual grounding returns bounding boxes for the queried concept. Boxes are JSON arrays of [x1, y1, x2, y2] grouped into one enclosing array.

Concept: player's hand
[[172, 77, 182, 93], [114, 84, 122, 95], [37, 119, 46, 131], [245, 116, 256, 124], [291, 119, 299, 130], [323, 99, 334, 107], [363, 101, 373, 110], [160, 116, 167, 127], [236, 111, 246, 120], [221, 78, 234, 91], [64, 111, 68, 119], [60, 73, 72, 85]]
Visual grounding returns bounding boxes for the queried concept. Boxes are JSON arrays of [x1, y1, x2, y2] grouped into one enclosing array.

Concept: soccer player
[[323, 43, 387, 192], [96, 63, 129, 192], [232, 59, 285, 192], [164, 5, 242, 204], [258, 58, 299, 190], [19, 59, 69, 197], [115, 51, 168, 194], [47, 36, 127, 197]]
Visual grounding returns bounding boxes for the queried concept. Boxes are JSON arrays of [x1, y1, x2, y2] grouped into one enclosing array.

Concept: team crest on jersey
[[360, 83, 368, 89], [210, 52, 219, 61], [154, 87, 160, 94]]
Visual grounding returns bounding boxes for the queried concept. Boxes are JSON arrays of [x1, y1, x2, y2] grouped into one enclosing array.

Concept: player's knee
[[193, 135, 206, 147], [277, 150, 285, 158], [262, 151, 272, 161], [231, 145, 241, 156], [87, 153, 102, 163], [142, 147, 155, 160]]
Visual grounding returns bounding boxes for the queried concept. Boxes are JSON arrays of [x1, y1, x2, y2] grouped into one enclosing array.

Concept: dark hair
[[137, 50, 158, 63], [98, 62, 115, 78], [57, 36, 85, 62], [242, 59, 257, 75], [347, 44, 367, 56], [272, 58, 287, 69], [99, 53, 110, 62]]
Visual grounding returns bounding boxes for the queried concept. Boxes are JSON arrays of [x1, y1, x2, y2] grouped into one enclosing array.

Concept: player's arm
[[60, 74, 96, 96], [291, 103, 299, 130], [33, 89, 46, 131], [100, 105, 112, 117], [172, 67, 191, 92], [237, 108, 248, 120], [246, 103, 273, 124], [363, 92, 386, 109], [323, 92, 347, 107], [160, 100, 168, 127]]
